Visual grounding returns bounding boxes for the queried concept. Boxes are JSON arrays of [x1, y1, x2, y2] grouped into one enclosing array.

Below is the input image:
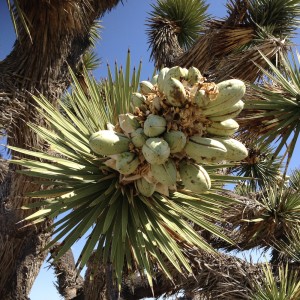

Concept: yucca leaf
[[210, 174, 253, 182], [6, 0, 32, 41], [51, 204, 93, 234], [110, 208, 123, 261], [8, 146, 93, 168], [59, 102, 90, 135], [82, 50, 101, 71], [33, 95, 90, 143], [102, 224, 114, 263], [240, 50, 300, 171], [47, 210, 91, 251], [102, 194, 121, 233], [171, 199, 233, 246], [289, 169, 300, 192], [23, 208, 52, 221], [52, 207, 100, 262], [9, 52, 241, 288], [203, 191, 240, 204], [26, 187, 75, 198], [76, 220, 104, 273], [121, 198, 129, 242], [251, 263, 300, 300]]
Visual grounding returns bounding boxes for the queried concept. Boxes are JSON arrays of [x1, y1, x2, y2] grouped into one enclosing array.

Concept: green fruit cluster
[[89, 66, 248, 197]]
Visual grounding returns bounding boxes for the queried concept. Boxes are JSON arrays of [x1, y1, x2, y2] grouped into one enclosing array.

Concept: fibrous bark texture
[[50, 244, 84, 300], [0, 1, 121, 299], [67, 248, 263, 300]]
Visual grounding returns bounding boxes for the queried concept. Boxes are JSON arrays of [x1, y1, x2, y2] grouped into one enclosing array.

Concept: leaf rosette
[[10, 55, 248, 288]]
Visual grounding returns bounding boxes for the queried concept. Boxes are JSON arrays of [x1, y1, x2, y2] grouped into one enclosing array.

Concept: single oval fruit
[[157, 67, 170, 93], [164, 66, 187, 82], [194, 89, 210, 108], [184, 135, 227, 163], [202, 79, 245, 115], [206, 119, 239, 136], [115, 152, 140, 175], [187, 67, 203, 85], [131, 128, 147, 148], [151, 159, 177, 186], [140, 80, 155, 95], [131, 92, 146, 108], [89, 130, 130, 156], [163, 77, 187, 107], [135, 177, 156, 197], [151, 74, 159, 85], [179, 161, 211, 193], [208, 100, 244, 121], [144, 114, 167, 137], [163, 130, 187, 153], [142, 138, 170, 165], [214, 137, 248, 161]]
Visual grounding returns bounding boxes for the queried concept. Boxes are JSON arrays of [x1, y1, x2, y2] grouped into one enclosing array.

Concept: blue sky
[[0, 0, 300, 299]]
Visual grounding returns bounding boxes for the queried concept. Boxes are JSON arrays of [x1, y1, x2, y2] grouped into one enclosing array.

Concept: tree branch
[[50, 244, 84, 300], [113, 250, 264, 299]]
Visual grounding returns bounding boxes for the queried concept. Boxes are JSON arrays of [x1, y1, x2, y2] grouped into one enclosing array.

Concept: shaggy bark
[[146, 16, 184, 69], [119, 250, 263, 300], [147, 0, 288, 83], [50, 244, 84, 300], [211, 190, 295, 252], [173, 28, 287, 82], [83, 258, 118, 300], [0, 1, 121, 299], [54, 248, 264, 300]]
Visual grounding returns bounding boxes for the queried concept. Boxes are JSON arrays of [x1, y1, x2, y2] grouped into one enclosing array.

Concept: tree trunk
[[0, 1, 121, 298]]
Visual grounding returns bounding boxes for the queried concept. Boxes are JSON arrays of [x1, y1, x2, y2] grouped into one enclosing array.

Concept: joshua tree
[[2, 0, 300, 299]]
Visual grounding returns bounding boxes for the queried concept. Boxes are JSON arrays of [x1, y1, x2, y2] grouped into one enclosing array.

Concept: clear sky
[[0, 0, 299, 299]]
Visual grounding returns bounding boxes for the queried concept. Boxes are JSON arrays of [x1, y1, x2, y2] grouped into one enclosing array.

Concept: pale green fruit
[[206, 119, 239, 136], [184, 135, 227, 163], [118, 113, 140, 134], [151, 159, 177, 185], [131, 128, 147, 148], [179, 161, 211, 193], [194, 89, 210, 108], [89, 130, 130, 156], [157, 67, 170, 93], [142, 138, 170, 165], [163, 130, 187, 153], [164, 66, 187, 81], [151, 74, 159, 85], [182, 68, 189, 79], [135, 177, 156, 197], [202, 79, 245, 115], [187, 67, 203, 85], [208, 100, 244, 121], [131, 92, 146, 108], [144, 114, 167, 137], [214, 137, 248, 161], [163, 77, 187, 107], [140, 80, 155, 95], [115, 152, 140, 175]]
